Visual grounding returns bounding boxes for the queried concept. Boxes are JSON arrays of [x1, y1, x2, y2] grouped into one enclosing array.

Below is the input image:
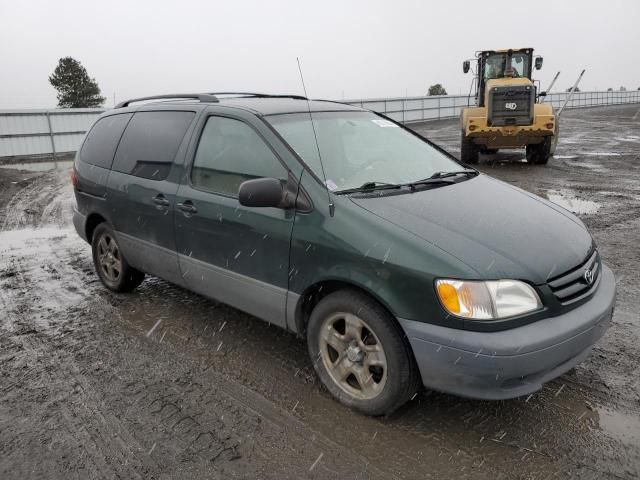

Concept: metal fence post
[[45, 111, 57, 159]]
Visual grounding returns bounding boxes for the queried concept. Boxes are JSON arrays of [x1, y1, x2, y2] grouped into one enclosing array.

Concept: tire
[[526, 137, 552, 165], [482, 148, 498, 155], [91, 223, 145, 292], [307, 289, 421, 416], [460, 131, 479, 164]]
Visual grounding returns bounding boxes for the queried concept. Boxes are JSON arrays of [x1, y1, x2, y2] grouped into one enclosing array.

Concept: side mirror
[[238, 177, 290, 208], [463, 60, 470, 74], [535, 56, 543, 70], [539, 91, 547, 97]]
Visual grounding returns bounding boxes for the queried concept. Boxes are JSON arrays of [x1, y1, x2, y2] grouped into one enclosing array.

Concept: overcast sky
[[1, 0, 639, 109]]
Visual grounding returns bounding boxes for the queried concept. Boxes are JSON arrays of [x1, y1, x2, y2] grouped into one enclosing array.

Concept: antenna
[[296, 57, 335, 217]]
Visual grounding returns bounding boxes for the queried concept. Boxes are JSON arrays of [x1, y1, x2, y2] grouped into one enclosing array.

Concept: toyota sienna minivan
[[72, 93, 616, 415]]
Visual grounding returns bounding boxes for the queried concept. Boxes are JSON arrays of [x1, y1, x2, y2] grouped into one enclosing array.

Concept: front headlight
[[436, 279, 542, 320]]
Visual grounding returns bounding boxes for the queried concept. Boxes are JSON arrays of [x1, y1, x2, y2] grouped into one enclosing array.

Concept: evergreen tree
[[49, 57, 105, 108], [427, 84, 447, 96]]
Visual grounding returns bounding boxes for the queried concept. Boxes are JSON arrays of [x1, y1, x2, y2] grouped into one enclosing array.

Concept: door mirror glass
[[238, 177, 287, 208], [535, 56, 543, 70], [463, 60, 470, 74]]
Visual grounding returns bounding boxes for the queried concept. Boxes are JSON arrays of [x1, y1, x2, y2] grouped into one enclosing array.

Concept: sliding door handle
[[177, 201, 198, 214]]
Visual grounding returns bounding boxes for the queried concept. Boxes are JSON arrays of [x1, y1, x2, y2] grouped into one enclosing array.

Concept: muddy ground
[[0, 104, 639, 479]]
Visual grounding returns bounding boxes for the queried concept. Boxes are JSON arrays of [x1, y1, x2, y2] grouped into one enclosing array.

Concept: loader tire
[[526, 137, 552, 165], [460, 131, 479, 164]]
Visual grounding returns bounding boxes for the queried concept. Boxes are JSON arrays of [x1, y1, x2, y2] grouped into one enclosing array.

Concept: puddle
[[0, 160, 73, 172], [546, 189, 601, 214], [597, 407, 640, 445], [554, 155, 578, 159]]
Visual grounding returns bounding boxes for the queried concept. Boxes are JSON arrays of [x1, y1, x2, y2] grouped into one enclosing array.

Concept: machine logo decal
[[505, 102, 518, 110]]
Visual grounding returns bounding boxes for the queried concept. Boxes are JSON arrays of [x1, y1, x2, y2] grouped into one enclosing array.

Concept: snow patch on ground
[[581, 152, 621, 156]]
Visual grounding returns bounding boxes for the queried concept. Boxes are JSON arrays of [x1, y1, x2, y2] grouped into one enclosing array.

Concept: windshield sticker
[[372, 119, 398, 128], [325, 179, 338, 191]]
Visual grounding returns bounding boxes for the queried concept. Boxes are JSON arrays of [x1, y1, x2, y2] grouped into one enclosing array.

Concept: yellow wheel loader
[[460, 48, 558, 165]]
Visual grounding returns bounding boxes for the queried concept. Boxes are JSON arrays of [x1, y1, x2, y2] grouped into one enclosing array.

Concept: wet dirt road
[[1, 104, 639, 479]]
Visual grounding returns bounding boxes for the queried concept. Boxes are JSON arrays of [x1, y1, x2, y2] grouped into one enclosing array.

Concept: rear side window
[[112, 111, 195, 180], [191, 116, 287, 196], [80, 113, 132, 169]]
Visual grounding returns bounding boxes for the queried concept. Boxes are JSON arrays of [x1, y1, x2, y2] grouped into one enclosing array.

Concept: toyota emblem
[[584, 268, 594, 285]]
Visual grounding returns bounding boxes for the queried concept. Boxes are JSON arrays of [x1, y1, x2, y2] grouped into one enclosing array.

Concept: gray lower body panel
[[179, 254, 289, 330], [399, 264, 616, 400], [117, 231, 183, 287]]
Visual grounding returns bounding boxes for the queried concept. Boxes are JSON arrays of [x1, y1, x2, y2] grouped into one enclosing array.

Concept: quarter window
[[112, 111, 195, 180], [80, 113, 132, 169], [191, 116, 287, 196]]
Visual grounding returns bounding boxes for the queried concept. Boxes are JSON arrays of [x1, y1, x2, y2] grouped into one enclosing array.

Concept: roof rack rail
[[208, 92, 308, 100], [115, 93, 219, 108]]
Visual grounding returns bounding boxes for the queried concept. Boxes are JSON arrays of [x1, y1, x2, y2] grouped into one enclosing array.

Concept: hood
[[349, 175, 593, 284]]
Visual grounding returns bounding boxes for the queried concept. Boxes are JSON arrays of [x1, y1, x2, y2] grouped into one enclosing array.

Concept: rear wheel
[[91, 223, 145, 292], [307, 289, 421, 416], [550, 122, 559, 155], [460, 131, 479, 164], [526, 137, 552, 165]]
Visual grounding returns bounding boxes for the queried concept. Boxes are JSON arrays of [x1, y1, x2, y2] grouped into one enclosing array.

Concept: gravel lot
[[1, 104, 639, 479]]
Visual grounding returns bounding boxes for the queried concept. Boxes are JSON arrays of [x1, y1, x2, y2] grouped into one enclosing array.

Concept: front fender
[[288, 174, 477, 332]]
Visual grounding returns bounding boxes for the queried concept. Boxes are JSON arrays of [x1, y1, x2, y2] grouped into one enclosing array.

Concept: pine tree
[[427, 84, 447, 96], [49, 57, 105, 108]]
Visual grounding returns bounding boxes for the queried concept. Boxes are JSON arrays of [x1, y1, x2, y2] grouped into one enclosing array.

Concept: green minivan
[[72, 93, 616, 415]]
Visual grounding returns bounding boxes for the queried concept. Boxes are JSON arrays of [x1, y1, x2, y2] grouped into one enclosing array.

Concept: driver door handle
[[153, 194, 170, 207]]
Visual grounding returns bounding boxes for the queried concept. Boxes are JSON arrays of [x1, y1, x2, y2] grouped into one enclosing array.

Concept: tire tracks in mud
[[1, 171, 68, 231]]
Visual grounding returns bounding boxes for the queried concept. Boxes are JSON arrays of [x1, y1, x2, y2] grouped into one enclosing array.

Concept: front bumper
[[399, 264, 616, 400], [466, 116, 555, 149]]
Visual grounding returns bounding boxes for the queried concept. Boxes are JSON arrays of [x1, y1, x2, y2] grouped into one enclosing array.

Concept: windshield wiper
[[428, 169, 479, 180], [335, 170, 479, 195], [334, 181, 402, 195], [403, 169, 479, 190]]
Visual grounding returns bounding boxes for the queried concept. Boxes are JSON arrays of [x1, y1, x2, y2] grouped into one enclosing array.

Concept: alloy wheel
[[319, 312, 388, 400], [97, 233, 122, 283]]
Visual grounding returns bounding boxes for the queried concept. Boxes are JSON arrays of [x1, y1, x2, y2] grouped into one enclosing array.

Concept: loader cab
[[471, 48, 536, 107]]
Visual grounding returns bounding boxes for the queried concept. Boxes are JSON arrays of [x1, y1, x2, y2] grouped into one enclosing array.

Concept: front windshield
[[267, 111, 464, 191], [484, 52, 530, 79]]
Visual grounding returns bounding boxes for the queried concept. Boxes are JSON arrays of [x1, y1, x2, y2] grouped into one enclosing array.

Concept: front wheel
[[91, 223, 145, 292], [307, 290, 421, 416]]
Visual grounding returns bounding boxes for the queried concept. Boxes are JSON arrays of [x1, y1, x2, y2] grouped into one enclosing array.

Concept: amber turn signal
[[436, 282, 461, 314]]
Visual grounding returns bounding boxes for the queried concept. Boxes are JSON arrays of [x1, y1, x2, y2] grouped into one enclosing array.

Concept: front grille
[[488, 85, 534, 126], [548, 250, 601, 304]]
